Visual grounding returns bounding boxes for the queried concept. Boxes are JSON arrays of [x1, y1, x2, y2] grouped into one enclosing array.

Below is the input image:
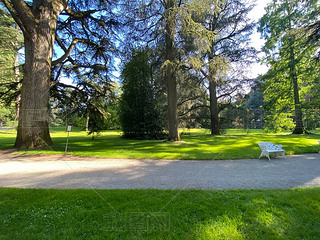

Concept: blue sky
[[60, 0, 272, 85], [247, 0, 272, 78]]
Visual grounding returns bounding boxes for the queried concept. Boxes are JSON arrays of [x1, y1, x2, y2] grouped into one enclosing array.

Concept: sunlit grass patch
[[1, 188, 320, 239], [1, 127, 320, 159], [196, 215, 245, 239]]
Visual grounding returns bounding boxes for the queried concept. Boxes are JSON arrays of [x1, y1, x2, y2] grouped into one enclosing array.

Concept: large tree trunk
[[14, 0, 65, 149], [165, 0, 180, 141]]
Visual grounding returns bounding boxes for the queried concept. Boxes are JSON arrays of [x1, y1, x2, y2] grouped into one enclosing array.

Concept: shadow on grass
[[1, 129, 320, 160]]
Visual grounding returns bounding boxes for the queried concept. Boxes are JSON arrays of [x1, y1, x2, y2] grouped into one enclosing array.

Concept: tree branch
[[1, 0, 26, 34], [65, 6, 100, 19], [217, 86, 238, 100], [52, 38, 87, 66], [178, 95, 202, 106], [9, 0, 37, 35], [179, 105, 204, 117]]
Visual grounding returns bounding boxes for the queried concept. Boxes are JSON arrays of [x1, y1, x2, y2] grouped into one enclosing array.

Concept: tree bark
[[208, 78, 220, 135], [165, 0, 180, 141], [284, 1, 305, 134], [288, 38, 305, 134], [290, 47, 304, 134], [208, 56, 221, 135], [85, 113, 89, 132], [13, 0, 66, 149]]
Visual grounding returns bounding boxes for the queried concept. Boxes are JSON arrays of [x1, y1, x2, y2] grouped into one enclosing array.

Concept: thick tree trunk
[[165, 0, 180, 141], [15, 35, 53, 148], [14, 1, 64, 149]]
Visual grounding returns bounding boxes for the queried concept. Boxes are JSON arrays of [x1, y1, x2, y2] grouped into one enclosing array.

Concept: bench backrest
[[258, 142, 282, 151]]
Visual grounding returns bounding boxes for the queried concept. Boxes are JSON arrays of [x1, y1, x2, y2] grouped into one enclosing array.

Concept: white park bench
[[258, 141, 286, 161]]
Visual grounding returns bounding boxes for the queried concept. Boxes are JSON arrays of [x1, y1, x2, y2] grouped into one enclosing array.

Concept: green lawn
[[1, 128, 320, 159], [1, 187, 320, 239]]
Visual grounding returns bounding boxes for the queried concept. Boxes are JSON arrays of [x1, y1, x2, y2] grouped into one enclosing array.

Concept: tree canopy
[[258, 0, 320, 133], [0, 0, 120, 148], [0, 6, 22, 124]]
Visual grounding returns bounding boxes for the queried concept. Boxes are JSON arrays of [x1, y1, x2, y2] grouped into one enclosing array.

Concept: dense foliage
[[0, 7, 22, 125], [259, 0, 320, 133], [120, 50, 166, 140]]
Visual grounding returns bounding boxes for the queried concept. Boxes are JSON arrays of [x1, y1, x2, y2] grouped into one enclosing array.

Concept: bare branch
[[178, 95, 202, 106], [65, 6, 101, 19], [179, 105, 204, 117], [52, 38, 87, 66], [217, 86, 238, 100]]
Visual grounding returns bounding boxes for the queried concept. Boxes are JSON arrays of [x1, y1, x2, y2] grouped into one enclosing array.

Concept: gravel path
[[1, 151, 319, 190]]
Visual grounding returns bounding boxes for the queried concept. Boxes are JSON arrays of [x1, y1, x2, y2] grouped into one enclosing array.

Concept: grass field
[[1, 127, 320, 159], [1, 187, 320, 239]]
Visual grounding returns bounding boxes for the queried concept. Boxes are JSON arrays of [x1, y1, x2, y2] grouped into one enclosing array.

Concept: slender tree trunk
[[284, 2, 305, 134], [165, 0, 180, 141], [13, 50, 20, 122], [208, 57, 221, 135], [292, 74, 304, 134], [14, 1, 65, 149], [288, 38, 305, 134], [85, 113, 89, 132], [208, 78, 220, 135]]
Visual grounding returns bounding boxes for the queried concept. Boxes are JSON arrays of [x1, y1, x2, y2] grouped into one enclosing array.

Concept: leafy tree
[[258, 0, 319, 134], [177, 70, 210, 129], [1, 0, 119, 149], [122, 0, 216, 141], [50, 72, 113, 137], [102, 83, 121, 130], [194, 0, 256, 135], [0, 7, 22, 124], [120, 49, 166, 140]]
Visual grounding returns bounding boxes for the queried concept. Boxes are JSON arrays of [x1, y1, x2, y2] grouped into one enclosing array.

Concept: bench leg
[[267, 153, 271, 161], [259, 151, 271, 161]]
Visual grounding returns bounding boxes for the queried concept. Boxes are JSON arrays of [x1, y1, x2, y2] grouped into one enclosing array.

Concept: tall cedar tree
[[195, 0, 256, 135], [1, 0, 118, 149], [121, 0, 216, 141]]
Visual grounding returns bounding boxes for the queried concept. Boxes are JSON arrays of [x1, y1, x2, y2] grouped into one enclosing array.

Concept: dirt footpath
[[0, 151, 319, 190]]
